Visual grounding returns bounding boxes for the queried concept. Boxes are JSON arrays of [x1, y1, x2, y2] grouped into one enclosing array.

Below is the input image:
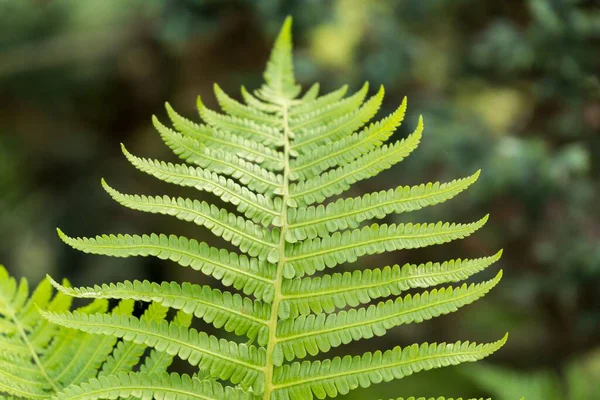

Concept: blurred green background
[[1, 0, 599, 398]]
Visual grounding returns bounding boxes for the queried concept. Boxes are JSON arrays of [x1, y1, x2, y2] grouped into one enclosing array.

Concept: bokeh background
[[1, 0, 599, 398]]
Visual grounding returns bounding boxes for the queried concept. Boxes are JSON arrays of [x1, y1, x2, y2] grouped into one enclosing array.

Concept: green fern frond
[[290, 93, 404, 180], [56, 230, 277, 302], [39, 310, 266, 392], [53, 372, 253, 400], [284, 216, 489, 278], [274, 272, 503, 363], [0, 266, 167, 399], [290, 118, 423, 206], [48, 16, 507, 400], [286, 171, 480, 242], [241, 86, 281, 113], [101, 179, 279, 260], [300, 83, 320, 101], [280, 251, 502, 318], [121, 145, 283, 226], [214, 84, 281, 126], [153, 117, 283, 195], [260, 16, 299, 102], [289, 83, 370, 132], [291, 85, 377, 154], [98, 302, 168, 377], [39, 299, 111, 387], [197, 97, 283, 147], [48, 277, 271, 345], [139, 309, 193, 375], [165, 103, 284, 170], [271, 335, 508, 400]]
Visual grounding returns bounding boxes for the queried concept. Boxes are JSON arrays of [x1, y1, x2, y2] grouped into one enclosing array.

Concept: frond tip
[[261, 16, 300, 101]]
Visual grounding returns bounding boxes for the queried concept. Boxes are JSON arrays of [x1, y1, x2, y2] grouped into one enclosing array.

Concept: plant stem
[[1, 297, 59, 393], [263, 100, 292, 400]]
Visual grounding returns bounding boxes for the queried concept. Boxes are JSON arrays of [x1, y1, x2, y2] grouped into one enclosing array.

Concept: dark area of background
[[1, 0, 599, 398]]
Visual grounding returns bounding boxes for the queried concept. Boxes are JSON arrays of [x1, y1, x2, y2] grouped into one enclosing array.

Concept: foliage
[[36, 17, 508, 400], [1, 0, 598, 398], [0, 265, 193, 398]]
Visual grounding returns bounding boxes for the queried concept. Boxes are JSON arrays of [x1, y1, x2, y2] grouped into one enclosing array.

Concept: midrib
[[293, 117, 393, 173], [281, 257, 492, 300], [0, 294, 59, 393], [278, 279, 492, 342], [272, 346, 491, 390], [263, 98, 292, 400], [288, 177, 471, 230], [287, 222, 479, 262]]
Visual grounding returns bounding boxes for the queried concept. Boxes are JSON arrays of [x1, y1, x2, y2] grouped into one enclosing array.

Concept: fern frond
[[275, 272, 502, 363], [165, 103, 284, 170], [285, 216, 489, 278], [56, 230, 277, 302], [291, 95, 405, 180], [214, 84, 281, 126], [0, 266, 158, 399], [286, 171, 480, 242], [290, 118, 423, 206], [0, 370, 46, 400], [18, 277, 53, 330], [153, 117, 282, 195], [49, 277, 271, 345], [39, 310, 266, 392], [121, 145, 283, 226], [47, 300, 122, 386], [61, 300, 134, 385], [1, 266, 60, 397], [41, 299, 111, 388], [280, 251, 502, 317], [290, 87, 384, 156], [271, 335, 508, 400], [50, 16, 507, 400], [198, 97, 283, 147], [102, 180, 279, 261], [54, 372, 253, 400]]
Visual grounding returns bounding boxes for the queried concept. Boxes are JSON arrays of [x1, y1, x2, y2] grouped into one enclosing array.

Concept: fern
[[42, 17, 507, 400], [0, 264, 204, 399], [0, 265, 143, 398]]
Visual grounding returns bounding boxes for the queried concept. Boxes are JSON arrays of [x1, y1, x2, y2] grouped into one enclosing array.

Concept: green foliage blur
[[1, 0, 598, 398]]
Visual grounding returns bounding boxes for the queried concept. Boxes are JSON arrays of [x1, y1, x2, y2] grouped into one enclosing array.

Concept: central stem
[[263, 101, 292, 399], [1, 298, 59, 394]]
